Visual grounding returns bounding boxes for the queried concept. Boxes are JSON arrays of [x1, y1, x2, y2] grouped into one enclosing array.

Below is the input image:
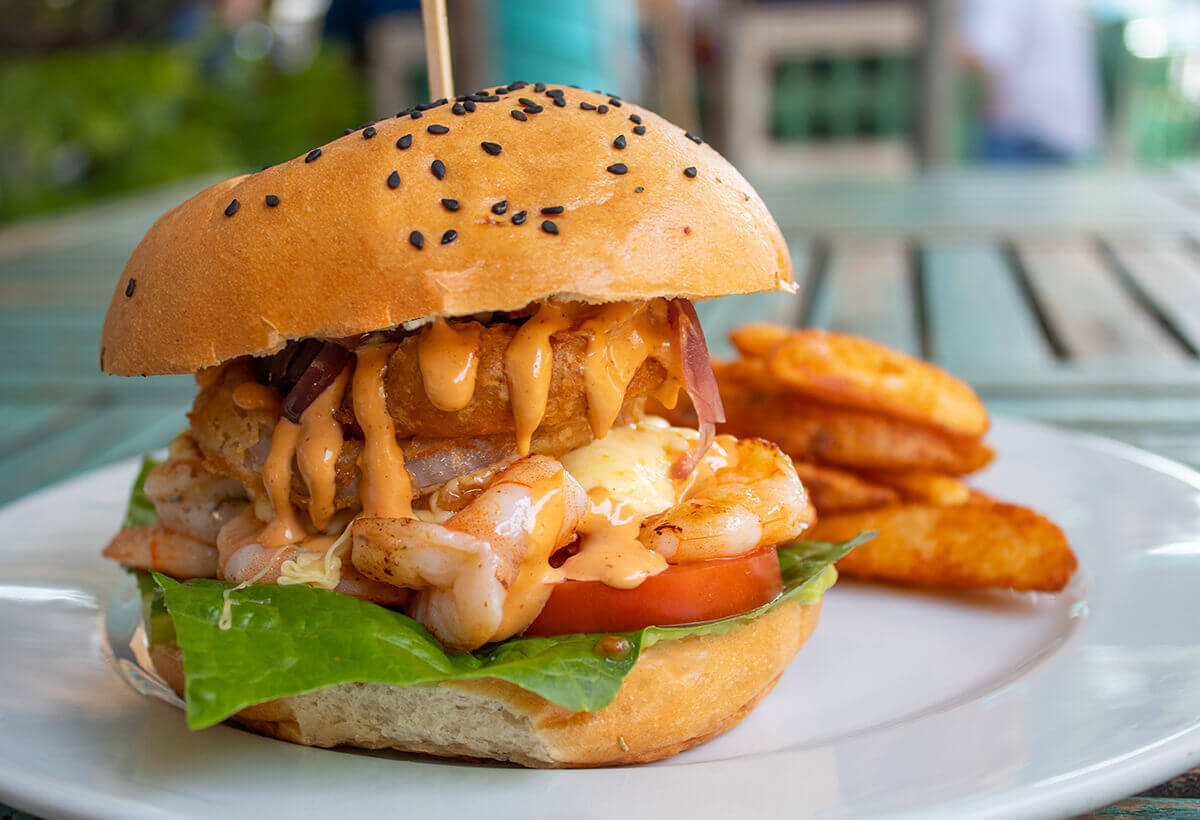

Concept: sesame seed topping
[[410, 111, 423, 119], [609, 98, 622, 107], [541, 220, 559, 234], [684, 166, 698, 178], [441, 229, 458, 244], [597, 105, 609, 114], [387, 171, 401, 189], [547, 88, 564, 98], [540, 205, 564, 214], [580, 101, 596, 111], [427, 124, 450, 135], [396, 133, 413, 149], [224, 199, 239, 216], [553, 97, 566, 107], [451, 103, 466, 115], [265, 194, 280, 206], [493, 87, 508, 96], [629, 114, 642, 124], [431, 159, 446, 179], [463, 99, 476, 112], [409, 231, 424, 249], [633, 125, 646, 136], [441, 198, 460, 211], [344, 128, 353, 136], [481, 141, 503, 156], [613, 134, 626, 149], [396, 109, 412, 118], [518, 97, 536, 107], [512, 210, 527, 225], [634, 186, 645, 193], [534, 82, 546, 92], [362, 126, 376, 139], [473, 94, 500, 102], [685, 131, 702, 144], [523, 104, 543, 114], [511, 110, 527, 121], [491, 200, 508, 215], [606, 163, 628, 175], [508, 80, 528, 90], [416, 98, 447, 111], [125, 278, 135, 297], [305, 149, 322, 163]]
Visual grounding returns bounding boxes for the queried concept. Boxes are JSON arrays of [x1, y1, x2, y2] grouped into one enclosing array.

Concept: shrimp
[[102, 524, 219, 579], [641, 436, 815, 562], [145, 434, 249, 544], [352, 455, 587, 650]]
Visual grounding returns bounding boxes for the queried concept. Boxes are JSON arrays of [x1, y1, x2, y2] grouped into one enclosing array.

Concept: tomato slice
[[523, 547, 782, 636]]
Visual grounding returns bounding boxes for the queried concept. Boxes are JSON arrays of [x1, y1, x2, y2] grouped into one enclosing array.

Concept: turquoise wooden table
[[2, 168, 1199, 819]]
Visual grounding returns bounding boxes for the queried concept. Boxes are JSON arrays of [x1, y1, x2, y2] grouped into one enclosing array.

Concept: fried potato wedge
[[791, 461, 899, 513], [858, 470, 971, 507], [811, 501, 1077, 592], [729, 325, 989, 438]]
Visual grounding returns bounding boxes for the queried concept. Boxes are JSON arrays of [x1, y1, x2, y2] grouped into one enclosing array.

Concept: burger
[[99, 83, 864, 767]]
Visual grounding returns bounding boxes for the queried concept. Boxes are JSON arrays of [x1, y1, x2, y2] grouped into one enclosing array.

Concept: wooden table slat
[[697, 242, 809, 358], [1105, 235, 1200, 355], [806, 237, 919, 354]]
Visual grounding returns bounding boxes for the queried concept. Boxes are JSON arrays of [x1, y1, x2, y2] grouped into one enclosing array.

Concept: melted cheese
[[504, 302, 571, 454], [352, 345, 414, 518], [418, 318, 481, 411], [232, 382, 281, 413], [295, 367, 349, 530], [278, 522, 358, 589]]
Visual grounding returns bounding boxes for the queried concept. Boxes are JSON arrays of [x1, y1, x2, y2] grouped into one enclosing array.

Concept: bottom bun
[[151, 599, 821, 768]]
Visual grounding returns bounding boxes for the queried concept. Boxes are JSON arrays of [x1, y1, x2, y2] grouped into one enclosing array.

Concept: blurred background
[[2, 0, 1200, 221]]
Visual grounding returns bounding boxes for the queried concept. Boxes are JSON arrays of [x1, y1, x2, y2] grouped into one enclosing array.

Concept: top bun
[[100, 85, 792, 376]]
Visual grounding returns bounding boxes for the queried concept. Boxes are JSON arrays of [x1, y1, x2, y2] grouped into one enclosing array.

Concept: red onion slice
[[280, 342, 352, 423], [668, 299, 725, 477]]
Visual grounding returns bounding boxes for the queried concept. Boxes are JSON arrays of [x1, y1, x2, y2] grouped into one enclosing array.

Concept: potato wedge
[[858, 470, 971, 506], [791, 461, 899, 513], [729, 323, 793, 358], [744, 327, 989, 438], [811, 501, 1077, 592]]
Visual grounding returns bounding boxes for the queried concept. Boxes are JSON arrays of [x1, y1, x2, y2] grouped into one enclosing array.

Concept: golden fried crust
[[100, 89, 792, 377], [149, 599, 821, 767]]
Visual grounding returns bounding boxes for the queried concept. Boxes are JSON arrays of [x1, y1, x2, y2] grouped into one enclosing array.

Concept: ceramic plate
[[1, 417, 1198, 819]]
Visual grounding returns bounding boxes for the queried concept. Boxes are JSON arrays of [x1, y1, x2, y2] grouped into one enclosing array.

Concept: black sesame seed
[[685, 131, 702, 144], [508, 80, 528, 90], [491, 200, 508, 215], [409, 231, 424, 249], [512, 210, 527, 225], [344, 128, 354, 136], [474, 94, 500, 102], [463, 99, 476, 112], [541, 220, 559, 234], [609, 98, 622, 107], [441, 198, 460, 211], [224, 199, 239, 216], [396, 108, 412, 118], [396, 133, 413, 149], [629, 114, 642, 124], [431, 159, 446, 179], [606, 163, 628, 175], [613, 134, 626, 149], [362, 126, 376, 139], [511, 110, 528, 121], [597, 105, 609, 114], [684, 166, 698, 178], [634, 186, 645, 193], [524, 104, 543, 114], [633, 125, 646, 136], [387, 171, 401, 189], [481, 141, 502, 156], [540, 205, 564, 214], [416, 98, 447, 111], [518, 97, 537, 107], [452, 102, 466, 115], [427, 124, 450, 135], [580, 101, 596, 111], [534, 82, 546, 92], [441, 229, 458, 245], [305, 148, 322, 163], [410, 110, 423, 119], [456, 94, 471, 101], [553, 96, 566, 107], [265, 194, 280, 207], [547, 88, 564, 98], [125, 278, 135, 297]]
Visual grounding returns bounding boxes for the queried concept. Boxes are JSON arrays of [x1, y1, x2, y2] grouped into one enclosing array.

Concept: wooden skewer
[[420, 0, 455, 101]]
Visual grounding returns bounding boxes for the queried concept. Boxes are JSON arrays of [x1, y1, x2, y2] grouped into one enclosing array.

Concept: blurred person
[[959, 0, 1103, 163]]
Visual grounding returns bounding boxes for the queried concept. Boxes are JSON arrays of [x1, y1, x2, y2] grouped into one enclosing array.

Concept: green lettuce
[[126, 455, 872, 728], [123, 456, 161, 528]]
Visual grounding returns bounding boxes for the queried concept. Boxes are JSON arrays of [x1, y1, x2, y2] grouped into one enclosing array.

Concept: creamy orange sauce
[[554, 489, 668, 588], [352, 344, 413, 518], [580, 302, 673, 438], [504, 302, 571, 455], [259, 419, 305, 548], [418, 318, 482, 412], [295, 367, 350, 530], [232, 382, 282, 413], [494, 468, 570, 637]]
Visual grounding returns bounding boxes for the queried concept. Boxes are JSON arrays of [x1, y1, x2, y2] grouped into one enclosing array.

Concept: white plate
[[1, 417, 1199, 820]]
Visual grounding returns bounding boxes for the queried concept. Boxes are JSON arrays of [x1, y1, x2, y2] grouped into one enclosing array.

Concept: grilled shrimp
[[145, 434, 249, 544], [102, 524, 219, 579], [641, 436, 814, 562], [352, 455, 587, 650]]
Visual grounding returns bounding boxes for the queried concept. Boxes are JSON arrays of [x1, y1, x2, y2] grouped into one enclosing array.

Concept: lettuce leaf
[[122, 456, 161, 528]]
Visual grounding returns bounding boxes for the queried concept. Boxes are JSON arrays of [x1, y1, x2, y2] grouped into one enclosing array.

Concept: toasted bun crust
[[150, 599, 819, 767], [102, 87, 792, 376]]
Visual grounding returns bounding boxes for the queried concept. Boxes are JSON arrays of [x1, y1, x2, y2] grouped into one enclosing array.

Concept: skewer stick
[[420, 0, 455, 101]]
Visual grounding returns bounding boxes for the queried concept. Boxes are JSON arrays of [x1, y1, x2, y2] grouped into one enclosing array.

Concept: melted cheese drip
[[418, 318, 482, 411], [580, 302, 674, 438], [259, 419, 305, 548], [352, 345, 413, 518], [494, 471, 570, 637], [232, 382, 281, 413], [504, 302, 571, 455], [279, 520, 359, 589], [295, 368, 349, 530]]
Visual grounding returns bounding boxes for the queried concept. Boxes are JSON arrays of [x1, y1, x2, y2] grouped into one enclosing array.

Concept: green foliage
[[0, 43, 368, 222], [122, 456, 161, 528]]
